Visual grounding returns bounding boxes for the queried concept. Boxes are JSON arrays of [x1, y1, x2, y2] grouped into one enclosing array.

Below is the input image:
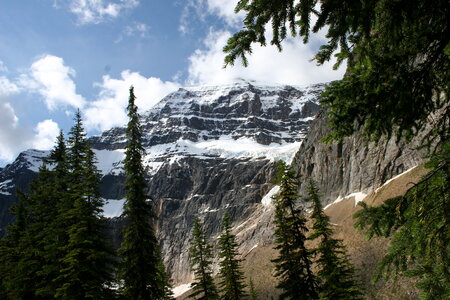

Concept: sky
[[0, 0, 345, 166]]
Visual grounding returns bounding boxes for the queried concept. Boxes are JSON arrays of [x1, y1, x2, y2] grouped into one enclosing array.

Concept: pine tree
[[271, 161, 318, 300], [217, 212, 247, 300], [118, 86, 169, 299], [54, 111, 114, 299], [189, 217, 219, 300], [306, 180, 362, 300]]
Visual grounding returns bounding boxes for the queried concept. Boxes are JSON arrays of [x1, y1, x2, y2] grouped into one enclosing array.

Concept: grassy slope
[[240, 164, 428, 300]]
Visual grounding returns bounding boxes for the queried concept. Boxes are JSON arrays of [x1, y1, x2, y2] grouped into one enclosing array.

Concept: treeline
[[0, 87, 172, 299], [188, 162, 362, 300]]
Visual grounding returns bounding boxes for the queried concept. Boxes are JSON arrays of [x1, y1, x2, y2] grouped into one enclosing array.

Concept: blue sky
[[0, 0, 344, 166]]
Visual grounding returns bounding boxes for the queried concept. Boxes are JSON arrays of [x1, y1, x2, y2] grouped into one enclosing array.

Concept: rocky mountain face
[[292, 110, 429, 205], [0, 81, 322, 283]]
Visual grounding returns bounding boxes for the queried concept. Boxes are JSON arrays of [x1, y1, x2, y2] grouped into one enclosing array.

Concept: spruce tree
[[118, 86, 169, 299], [54, 111, 114, 299], [306, 180, 362, 300], [189, 217, 219, 300], [271, 161, 317, 300], [217, 212, 247, 300]]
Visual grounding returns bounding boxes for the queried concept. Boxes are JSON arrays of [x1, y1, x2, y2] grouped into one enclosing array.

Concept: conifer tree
[[189, 217, 219, 300], [118, 86, 169, 299], [54, 111, 114, 299], [0, 189, 38, 299], [306, 180, 362, 300], [217, 212, 247, 300], [272, 161, 317, 300]]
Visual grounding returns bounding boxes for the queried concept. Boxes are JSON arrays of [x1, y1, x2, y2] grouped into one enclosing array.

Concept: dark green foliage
[[0, 114, 115, 299], [271, 161, 318, 300], [354, 141, 450, 300], [189, 217, 219, 300], [118, 86, 170, 299], [224, 0, 449, 142], [54, 111, 115, 299], [218, 212, 248, 300], [306, 180, 362, 300]]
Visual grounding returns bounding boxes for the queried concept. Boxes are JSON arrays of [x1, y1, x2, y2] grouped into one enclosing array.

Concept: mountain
[[0, 80, 429, 298], [0, 80, 323, 283]]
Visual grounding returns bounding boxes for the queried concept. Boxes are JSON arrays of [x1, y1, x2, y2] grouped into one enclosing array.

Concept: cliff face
[[292, 110, 429, 205]]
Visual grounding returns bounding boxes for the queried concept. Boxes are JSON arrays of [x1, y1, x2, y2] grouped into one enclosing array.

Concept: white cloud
[[186, 29, 345, 86], [32, 119, 60, 150], [0, 94, 61, 164], [115, 22, 150, 43], [205, 0, 242, 27], [20, 55, 86, 111], [0, 99, 28, 162], [179, 0, 242, 33], [0, 60, 8, 73], [0, 76, 19, 96], [84, 70, 180, 131], [67, 0, 139, 24]]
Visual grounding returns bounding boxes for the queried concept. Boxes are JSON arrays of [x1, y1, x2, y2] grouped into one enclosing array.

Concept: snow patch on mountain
[[102, 198, 126, 218], [93, 149, 125, 176]]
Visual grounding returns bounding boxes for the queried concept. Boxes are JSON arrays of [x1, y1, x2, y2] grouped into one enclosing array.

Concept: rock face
[[292, 110, 429, 204], [0, 81, 323, 283]]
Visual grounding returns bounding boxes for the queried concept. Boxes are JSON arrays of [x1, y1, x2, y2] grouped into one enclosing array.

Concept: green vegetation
[[0, 112, 115, 299], [271, 162, 318, 300], [306, 180, 362, 300], [118, 86, 171, 299], [189, 217, 219, 300], [225, 0, 449, 298], [218, 212, 248, 300]]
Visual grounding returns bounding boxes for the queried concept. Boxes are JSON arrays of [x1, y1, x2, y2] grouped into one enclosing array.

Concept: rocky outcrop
[[292, 110, 429, 204]]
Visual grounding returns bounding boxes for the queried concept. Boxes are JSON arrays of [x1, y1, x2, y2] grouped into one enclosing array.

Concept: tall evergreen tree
[[306, 180, 362, 300], [217, 212, 247, 300], [271, 161, 317, 300], [118, 86, 169, 299], [189, 217, 219, 300], [54, 111, 114, 299]]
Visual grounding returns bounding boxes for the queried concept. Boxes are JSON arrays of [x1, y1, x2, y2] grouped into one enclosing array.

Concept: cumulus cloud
[[84, 70, 180, 131], [0, 76, 20, 96], [179, 0, 242, 33], [32, 119, 60, 150], [0, 100, 24, 162], [64, 0, 139, 24], [205, 0, 242, 27], [20, 55, 86, 110], [186, 29, 345, 86]]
